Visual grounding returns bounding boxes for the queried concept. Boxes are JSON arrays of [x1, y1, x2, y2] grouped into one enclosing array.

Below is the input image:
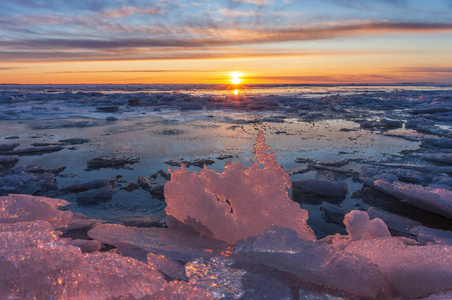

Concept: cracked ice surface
[[164, 130, 316, 244]]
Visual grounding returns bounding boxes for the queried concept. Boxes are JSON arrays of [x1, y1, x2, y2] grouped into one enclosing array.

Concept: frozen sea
[[1, 83, 452, 234], [1, 83, 452, 299]]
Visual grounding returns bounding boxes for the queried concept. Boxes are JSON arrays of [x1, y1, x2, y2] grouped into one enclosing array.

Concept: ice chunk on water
[[367, 207, 421, 236], [235, 226, 395, 299], [88, 223, 231, 262], [366, 178, 452, 218], [343, 210, 391, 241], [0, 194, 72, 228], [424, 153, 452, 164], [185, 257, 246, 299], [345, 237, 452, 298], [164, 131, 315, 244], [411, 226, 452, 245]]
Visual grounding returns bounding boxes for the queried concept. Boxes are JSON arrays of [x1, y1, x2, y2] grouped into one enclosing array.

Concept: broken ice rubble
[[164, 130, 316, 244], [1, 130, 452, 299], [235, 225, 396, 299], [236, 211, 452, 299], [0, 195, 211, 299]]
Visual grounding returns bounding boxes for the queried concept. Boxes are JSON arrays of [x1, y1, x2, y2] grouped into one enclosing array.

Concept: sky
[[1, 0, 452, 84]]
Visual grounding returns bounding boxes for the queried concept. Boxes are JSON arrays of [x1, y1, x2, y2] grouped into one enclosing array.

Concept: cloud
[[399, 67, 452, 73], [253, 73, 396, 83], [218, 8, 263, 17], [101, 6, 161, 18], [327, 0, 407, 9], [0, 47, 398, 62], [0, 19, 451, 63], [48, 69, 217, 74], [234, 0, 271, 5], [226, 0, 271, 7], [2, 21, 452, 50]]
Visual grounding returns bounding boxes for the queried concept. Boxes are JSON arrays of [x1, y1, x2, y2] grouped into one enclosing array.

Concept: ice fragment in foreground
[[345, 237, 452, 298], [235, 226, 396, 299], [343, 210, 390, 241], [164, 131, 315, 244], [88, 223, 231, 262], [0, 220, 210, 299], [185, 257, 246, 299], [0, 194, 72, 228]]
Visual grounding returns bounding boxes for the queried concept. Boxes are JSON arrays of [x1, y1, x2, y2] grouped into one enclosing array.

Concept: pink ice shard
[[164, 131, 316, 244], [0, 194, 72, 228]]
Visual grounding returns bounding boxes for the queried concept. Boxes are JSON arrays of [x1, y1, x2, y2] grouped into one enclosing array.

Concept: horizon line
[[1, 82, 451, 86]]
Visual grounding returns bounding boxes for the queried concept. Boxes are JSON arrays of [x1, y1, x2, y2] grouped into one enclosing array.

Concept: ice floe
[[365, 177, 452, 218]]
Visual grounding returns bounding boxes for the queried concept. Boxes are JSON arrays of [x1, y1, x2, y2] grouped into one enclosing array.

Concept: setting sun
[[229, 72, 243, 85]]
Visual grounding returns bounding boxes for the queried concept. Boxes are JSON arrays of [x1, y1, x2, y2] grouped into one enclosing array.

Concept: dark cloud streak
[[2, 21, 452, 50], [0, 49, 400, 62], [48, 69, 217, 74], [400, 67, 452, 73], [1, 18, 452, 63]]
